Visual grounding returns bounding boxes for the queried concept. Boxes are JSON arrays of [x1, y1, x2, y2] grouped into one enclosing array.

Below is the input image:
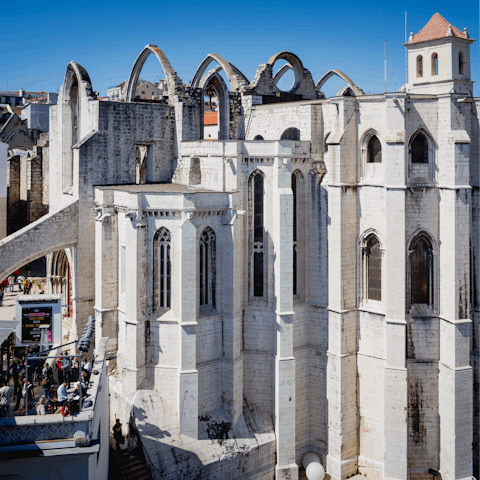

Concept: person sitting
[[57, 381, 68, 407], [36, 396, 48, 415]]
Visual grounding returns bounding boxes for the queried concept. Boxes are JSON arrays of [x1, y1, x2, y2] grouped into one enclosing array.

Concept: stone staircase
[[113, 448, 152, 480]]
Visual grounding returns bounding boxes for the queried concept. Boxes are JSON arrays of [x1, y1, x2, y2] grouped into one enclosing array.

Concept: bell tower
[[405, 13, 475, 95]]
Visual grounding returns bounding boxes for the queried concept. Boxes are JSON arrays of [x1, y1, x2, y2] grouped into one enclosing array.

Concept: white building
[[0, 12, 479, 480]]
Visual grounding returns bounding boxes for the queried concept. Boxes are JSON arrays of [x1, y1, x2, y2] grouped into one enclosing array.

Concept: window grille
[[367, 136, 382, 163], [411, 134, 428, 164], [411, 236, 433, 305], [199, 227, 216, 307], [366, 235, 381, 301], [251, 171, 265, 297]]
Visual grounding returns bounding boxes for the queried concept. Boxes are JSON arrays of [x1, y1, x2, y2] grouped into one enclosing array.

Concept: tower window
[[199, 227, 216, 308], [411, 235, 433, 305], [416, 55, 423, 78], [431, 53, 438, 76], [411, 133, 428, 164], [459, 52, 464, 75], [367, 135, 382, 163]]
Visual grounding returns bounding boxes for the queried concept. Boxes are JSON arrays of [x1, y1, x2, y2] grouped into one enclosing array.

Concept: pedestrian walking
[[0, 380, 11, 418], [61, 353, 72, 388], [8, 275, 14, 292]]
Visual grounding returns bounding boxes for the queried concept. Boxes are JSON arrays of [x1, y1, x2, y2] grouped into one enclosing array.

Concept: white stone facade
[[0, 13, 479, 480]]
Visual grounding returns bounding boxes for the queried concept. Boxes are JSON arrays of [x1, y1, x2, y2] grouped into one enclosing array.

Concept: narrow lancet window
[[367, 135, 382, 163], [411, 235, 433, 305], [199, 227, 216, 307], [292, 173, 298, 295], [459, 52, 464, 75], [154, 227, 171, 309], [251, 171, 265, 297], [411, 133, 428, 163], [366, 235, 381, 301]]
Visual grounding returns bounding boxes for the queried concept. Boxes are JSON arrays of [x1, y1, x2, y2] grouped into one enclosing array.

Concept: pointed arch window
[[367, 135, 382, 163], [411, 235, 433, 305], [153, 227, 171, 310], [366, 235, 381, 301], [411, 133, 428, 163], [250, 171, 265, 297], [417, 55, 423, 78], [199, 227, 216, 308], [431, 53, 438, 76]]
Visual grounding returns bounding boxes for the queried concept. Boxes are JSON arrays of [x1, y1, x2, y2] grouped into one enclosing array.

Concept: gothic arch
[[407, 127, 437, 183], [316, 69, 364, 97], [190, 53, 250, 92], [62, 61, 93, 102], [125, 45, 183, 103], [199, 68, 230, 140], [272, 63, 292, 88]]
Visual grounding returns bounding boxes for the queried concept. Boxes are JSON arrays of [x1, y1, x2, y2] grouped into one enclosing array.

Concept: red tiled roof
[[204, 111, 218, 126], [411, 13, 468, 44]]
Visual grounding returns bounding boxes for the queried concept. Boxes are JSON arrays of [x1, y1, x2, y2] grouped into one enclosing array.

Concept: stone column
[[438, 187, 473, 480], [120, 199, 147, 398], [93, 189, 118, 353], [221, 190, 244, 424], [273, 154, 298, 480], [178, 209, 198, 438], [326, 99, 359, 480], [384, 186, 408, 480]]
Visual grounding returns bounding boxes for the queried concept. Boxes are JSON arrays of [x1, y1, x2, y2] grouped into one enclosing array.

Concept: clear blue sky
[[1, 0, 478, 97]]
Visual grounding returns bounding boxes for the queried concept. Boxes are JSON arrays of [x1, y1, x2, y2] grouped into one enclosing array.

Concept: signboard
[[21, 306, 52, 344]]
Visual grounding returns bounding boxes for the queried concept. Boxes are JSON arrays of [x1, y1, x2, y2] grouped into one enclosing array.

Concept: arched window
[[366, 235, 381, 301], [249, 171, 265, 297], [367, 135, 382, 163], [281, 127, 300, 141], [411, 133, 428, 163], [411, 235, 433, 305], [431, 53, 438, 76], [416, 56, 423, 78], [153, 227, 171, 310], [199, 227, 216, 308], [459, 52, 464, 75], [253, 135, 264, 141]]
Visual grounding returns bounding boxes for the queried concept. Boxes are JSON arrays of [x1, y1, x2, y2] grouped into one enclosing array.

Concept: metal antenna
[[405, 10, 408, 84], [391, 65, 398, 91], [384, 32, 387, 93]]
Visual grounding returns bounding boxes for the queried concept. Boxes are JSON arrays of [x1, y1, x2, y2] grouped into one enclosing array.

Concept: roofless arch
[[190, 53, 250, 92], [125, 45, 183, 103], [316, 69, 364, 97], [62, 61, 94, 101], [267, 52, 305, 92]]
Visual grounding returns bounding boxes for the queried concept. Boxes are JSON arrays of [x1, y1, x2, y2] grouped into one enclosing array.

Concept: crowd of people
[[0, 272, 35, 307], [0, 351, 92, 418]]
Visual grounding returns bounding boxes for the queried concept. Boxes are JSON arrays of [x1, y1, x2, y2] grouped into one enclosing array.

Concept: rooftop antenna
[[405, 10, 408, 84], [391, 65, 398, 91], [384, 31, 387, 93]]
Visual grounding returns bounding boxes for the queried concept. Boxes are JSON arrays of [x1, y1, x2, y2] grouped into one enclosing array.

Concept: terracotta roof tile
[[412, 13, 468, 43], [204, 111, 218, 126]]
